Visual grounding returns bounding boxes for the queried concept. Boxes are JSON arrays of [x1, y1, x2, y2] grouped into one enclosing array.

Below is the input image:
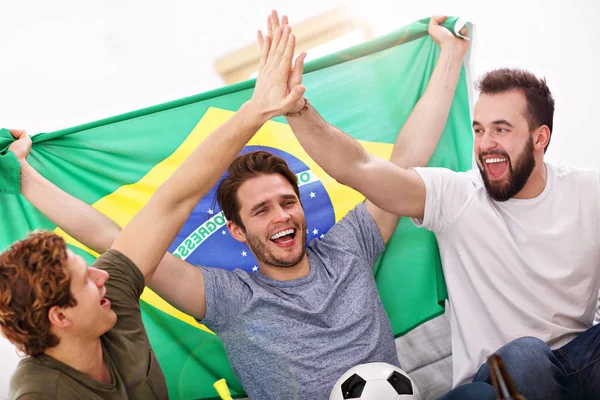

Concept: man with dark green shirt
[[6, 244, 169, 400]]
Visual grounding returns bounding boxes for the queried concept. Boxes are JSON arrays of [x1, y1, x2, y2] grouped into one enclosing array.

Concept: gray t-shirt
[[200, 203, 399, 400]]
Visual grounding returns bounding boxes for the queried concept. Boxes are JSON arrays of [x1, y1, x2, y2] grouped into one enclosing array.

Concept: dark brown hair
[[216, 151, 300, 229], [0, 231, 76, 356], [476, 68, 555, 152]]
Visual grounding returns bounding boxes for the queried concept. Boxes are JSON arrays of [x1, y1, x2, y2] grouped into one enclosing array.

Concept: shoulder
[[464, 168, 484, 183], [307, 203, 383, 260], [200, 265, 249, 280], [312, 203, 374, 243], [414, 166, 483, 188], [548, 160, 599, 182], [91, 249, 143, 279], [200, 265, 255, 291], [10, 358, 60, 399], [91, 249, 145, 298]]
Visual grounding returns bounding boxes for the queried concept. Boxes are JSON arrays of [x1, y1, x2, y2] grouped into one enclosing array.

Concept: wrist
[[240, 100, 272, 127], [440, 40, 468, 57], [13, 158, 32, 197], [439, 44, 467, 64], [284, 98, 309, 118], [20, 159, 32, 172], [19, 161, 35, 189]]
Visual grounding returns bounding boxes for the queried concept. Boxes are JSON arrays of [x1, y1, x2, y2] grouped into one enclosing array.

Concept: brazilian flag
[[0, 17, 472, 399]]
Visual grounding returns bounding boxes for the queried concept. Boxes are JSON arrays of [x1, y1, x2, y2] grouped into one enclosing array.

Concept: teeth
[[485, 158, 506, 164], [270, 229, 294, 240]]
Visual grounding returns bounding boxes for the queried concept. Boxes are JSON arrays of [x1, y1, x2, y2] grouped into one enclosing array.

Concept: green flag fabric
[[0, 17, 472, 399]]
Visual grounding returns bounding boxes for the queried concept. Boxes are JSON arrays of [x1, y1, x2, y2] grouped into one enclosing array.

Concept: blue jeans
[[438, 323, 600, 400]]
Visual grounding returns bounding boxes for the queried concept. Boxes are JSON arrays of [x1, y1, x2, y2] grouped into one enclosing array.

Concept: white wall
[[1, 0, 599, 396]]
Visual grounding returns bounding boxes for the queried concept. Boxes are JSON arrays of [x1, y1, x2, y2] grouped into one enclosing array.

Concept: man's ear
[[227, 221, 247, 243], [533, 125, 551, 152], [47, 305, 73, 329]]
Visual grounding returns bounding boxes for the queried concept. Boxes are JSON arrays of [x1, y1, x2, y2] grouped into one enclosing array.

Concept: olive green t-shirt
[[9, 249, 169, 400]]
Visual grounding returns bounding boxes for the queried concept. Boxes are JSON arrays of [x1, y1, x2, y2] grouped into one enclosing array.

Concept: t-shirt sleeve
[[198, 266, 251, 330], [411, 167, 474, 234], [15, 394, 55, 400], [317, 202, 385, 266], [91, 249, 145, 331]]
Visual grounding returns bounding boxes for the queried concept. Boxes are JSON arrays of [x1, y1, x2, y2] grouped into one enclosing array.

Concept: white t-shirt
[[412, 161, 600, 387]]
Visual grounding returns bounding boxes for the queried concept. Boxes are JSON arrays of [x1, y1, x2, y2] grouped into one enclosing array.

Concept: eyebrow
[[492, 119, 514, 127], [250, 201, 268, 214], [473, 119, 514, 128]]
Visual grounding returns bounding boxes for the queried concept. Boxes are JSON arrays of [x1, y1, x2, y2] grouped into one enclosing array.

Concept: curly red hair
[[0, 231, 76, 356]]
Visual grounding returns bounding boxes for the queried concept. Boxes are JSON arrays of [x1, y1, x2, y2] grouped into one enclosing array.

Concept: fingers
[[283, 85, 306, 109], [289, 52, 306, 87], [268, 26, 283, 61], [268, 25, 291, 64], [282, 31, 296, 67], [270, 10, 280, 32], [9, 129, 27, 139], [263, 10, 289, 60], [258, 30, 264, 50], [430, 15, 447, 26], [259, 34, 272, 67], [459, 26, 469, 38], [267, 14, 273, 38], [276, 26, 292, 64]]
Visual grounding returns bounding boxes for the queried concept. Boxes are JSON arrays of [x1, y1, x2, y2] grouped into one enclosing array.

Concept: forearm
[[286, 105, 372, 186], [391, 45, 466, 168], [112, 101, 268, 278], [157, 102, 266, 209], [20, 162, 121, 253]]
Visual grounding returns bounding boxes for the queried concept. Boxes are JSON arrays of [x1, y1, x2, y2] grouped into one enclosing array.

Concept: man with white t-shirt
[[284, 69, 600, 399]]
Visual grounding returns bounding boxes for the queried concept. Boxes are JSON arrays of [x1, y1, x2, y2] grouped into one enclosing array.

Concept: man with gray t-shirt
[[201, 202, 398, 399]]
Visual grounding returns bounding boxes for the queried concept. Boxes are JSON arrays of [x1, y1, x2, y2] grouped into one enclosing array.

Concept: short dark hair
[[216, 151, 300, 229], [476, 68, 555, 152], [0, 231, 77, 356]]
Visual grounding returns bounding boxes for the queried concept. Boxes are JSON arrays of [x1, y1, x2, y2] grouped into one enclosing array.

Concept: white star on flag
[[312, 229, 319, 235], [320, 234, 324, 239], [241, 251, 247, 257], [252, 266, 259, 272], [309, 191, 316, 198], [207, 208, 214, 215], [222, 230, 226, 235]]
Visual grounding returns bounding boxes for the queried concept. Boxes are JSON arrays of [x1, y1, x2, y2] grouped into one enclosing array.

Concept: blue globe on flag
[[168, 146, 335, 273]]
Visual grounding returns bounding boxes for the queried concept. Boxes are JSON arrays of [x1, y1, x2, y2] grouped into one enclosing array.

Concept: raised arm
[[289, 106, 426, 219], [7, 23, 304, 320], [111, 24, 304, 278], [364, 16, 470, 241], [283, 17, 468, 222], [8, 129, 206, 318], [8, 129, 122, 254], [258, 13, 421, 220]]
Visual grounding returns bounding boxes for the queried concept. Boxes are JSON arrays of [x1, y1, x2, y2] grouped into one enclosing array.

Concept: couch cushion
[[395, 311, 453, 400]]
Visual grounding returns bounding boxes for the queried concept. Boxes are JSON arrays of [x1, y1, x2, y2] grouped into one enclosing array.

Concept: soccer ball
[[329, 362, 421, 400]]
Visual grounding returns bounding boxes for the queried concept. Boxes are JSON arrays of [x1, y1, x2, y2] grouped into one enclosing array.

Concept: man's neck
[[259, 254, 310, 281], [513, 160, 548, 200], [44, 337, 111, 384]]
